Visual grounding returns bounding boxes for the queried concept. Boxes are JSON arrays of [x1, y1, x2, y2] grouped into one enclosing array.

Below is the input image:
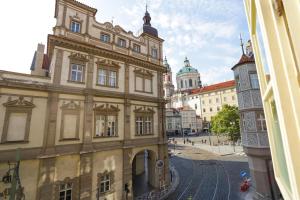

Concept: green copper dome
[[176, 57, 198, 76]]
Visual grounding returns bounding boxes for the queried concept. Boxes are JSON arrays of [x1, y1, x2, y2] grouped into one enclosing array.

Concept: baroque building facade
[[244, 0, 300, 199], [232, 40, 280, 199], [0, 0, 169, 200]]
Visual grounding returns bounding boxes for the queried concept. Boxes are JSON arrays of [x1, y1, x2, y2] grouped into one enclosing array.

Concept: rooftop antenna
[[240, 33, 245, 55], [111, 16, 114, 26]]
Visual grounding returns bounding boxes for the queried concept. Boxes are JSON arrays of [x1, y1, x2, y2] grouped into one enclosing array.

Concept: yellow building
[[244, 0, 300, 199], [0, 0, 169, 199]]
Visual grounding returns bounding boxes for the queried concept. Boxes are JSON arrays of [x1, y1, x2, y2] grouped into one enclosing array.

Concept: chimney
[[30, 43, 47, 76]]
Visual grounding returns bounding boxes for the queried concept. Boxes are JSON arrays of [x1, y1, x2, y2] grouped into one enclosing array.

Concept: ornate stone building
[[163, 57, 174, 108], [232, 40, 280, 199], [0, 0, 169, 199]]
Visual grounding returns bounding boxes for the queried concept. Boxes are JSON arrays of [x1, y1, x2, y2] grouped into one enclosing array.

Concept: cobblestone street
[[167, 143, 252, 200]]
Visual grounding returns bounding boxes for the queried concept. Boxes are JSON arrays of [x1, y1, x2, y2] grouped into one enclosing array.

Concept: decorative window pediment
[[134, 106, 155, 114], [61, 100, 80, 110], [69, 53, 89, 63], [3, 96, 35, 109], [1, 96, 35, 143], [96, 59, 120, 69], [94, 104, 120, 114], [134, 68, 153, 78]]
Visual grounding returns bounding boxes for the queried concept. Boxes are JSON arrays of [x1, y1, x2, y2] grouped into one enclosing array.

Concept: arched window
[[189, 79, 193, 87], [180, 80, 183, 88], [185, 80, 187, 88]]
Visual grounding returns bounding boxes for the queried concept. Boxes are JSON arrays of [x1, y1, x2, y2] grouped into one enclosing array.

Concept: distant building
[[232, 39, 280, 199], [163, 57, 175, 108], [165, 108, 181, 136]]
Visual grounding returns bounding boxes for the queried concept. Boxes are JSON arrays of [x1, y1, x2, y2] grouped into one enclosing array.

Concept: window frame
[[96, 60, 120, 88], [100, 32, 111, 43], [151, 48, 158, 59], [59, 101, 80, 141], [117, 38, 126, 48], [68, 53, 88, 84], [1, 96, 35, 144], [93, 104, 119, 138], [249, 72, 260, 89], [133, 43, 141, 53], [69, 19, 82, 33], [134, 107, 155, 136], [134, 68, 154, 94], [97, 171, 114, 197]]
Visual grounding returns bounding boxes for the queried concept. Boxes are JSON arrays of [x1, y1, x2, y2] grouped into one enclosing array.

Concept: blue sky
[[0, 0, 249, 85]]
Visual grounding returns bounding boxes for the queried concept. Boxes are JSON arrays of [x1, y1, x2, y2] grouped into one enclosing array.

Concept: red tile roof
[[232, 54, 255, 69], [190, 80, 235, 94]]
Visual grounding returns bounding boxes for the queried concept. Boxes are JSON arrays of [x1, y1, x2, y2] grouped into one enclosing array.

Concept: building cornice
[[47, 35, 166, 72]]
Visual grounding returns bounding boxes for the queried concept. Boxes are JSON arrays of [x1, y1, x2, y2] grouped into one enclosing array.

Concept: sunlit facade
[[244, 0, 300, 199]]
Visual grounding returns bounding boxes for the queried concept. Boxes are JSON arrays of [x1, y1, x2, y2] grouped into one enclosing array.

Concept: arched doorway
[[131, 149, 157, 198]]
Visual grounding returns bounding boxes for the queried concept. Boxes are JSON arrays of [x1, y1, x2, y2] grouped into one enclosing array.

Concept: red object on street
[[240, 180, 250, 192]]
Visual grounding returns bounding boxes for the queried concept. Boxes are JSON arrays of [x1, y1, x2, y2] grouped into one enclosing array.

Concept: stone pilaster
[[36, 158, 56, 200], [42, 92, 59, 155], [79, 153, 93, 200], [122, 148, 133, 200]]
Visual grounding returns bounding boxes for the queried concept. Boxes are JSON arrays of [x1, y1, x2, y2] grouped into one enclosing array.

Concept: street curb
[[160, 165, 180, 200]]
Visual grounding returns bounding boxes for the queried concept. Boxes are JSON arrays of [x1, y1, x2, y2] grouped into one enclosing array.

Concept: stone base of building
[[244, 146, 282, 200]]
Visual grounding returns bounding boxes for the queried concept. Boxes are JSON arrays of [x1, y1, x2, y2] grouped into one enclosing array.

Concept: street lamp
[[230, 121, 236, 152]]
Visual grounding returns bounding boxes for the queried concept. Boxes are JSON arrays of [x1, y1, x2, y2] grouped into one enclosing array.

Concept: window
[[94, 104, 119, 137], [70, 64, 84, 82], [235, 75, 241, 91], [250, 73, 260, 89], [217, 107, 220, 111], [151, 48, 158, 59], [180, 80, 183, 88], [195, 104, 197, 109], [95, 115, 117, 137], [118, 38, 126, 48], [216, 98, 219, 103], [60, 101, 80, 141], [210, 108, 213, 112], [59, 183, 72, 200], [70, 21, 80, 33], [133, 44, 141, 53], [203, 108, 206, 113], [134, 107, 154, 136], [100, 174, 110, 193], [256, 112, 267, 131], [189, 79, 193, 87], [134, 68, 153, 93], [1, 96, 34, 143], [96, 60, 120, 88], [100, 33, 110, 43]]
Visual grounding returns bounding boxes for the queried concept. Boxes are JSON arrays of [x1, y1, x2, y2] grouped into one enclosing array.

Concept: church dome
[[176, 57, 198, 76]]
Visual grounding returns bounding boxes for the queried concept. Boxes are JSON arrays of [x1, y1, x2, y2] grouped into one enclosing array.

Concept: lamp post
[[230, 121, 236, 152]]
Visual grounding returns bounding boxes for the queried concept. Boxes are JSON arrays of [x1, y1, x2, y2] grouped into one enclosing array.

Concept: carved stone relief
[[244, 111, 256, 132], [242, 91, 252, 109], [252, 90, 263, 107]]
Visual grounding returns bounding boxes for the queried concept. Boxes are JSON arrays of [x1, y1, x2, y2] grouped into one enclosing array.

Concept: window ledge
[[59, 138, 80, 142], [93, 135, 119, 139], [99, 189, 115, 197], [67, 80, 85, 84], [135, 134, 154, 136], [134, 90, 153, 94], [0, 140, 29, 145], [96, 84, 119, 88]]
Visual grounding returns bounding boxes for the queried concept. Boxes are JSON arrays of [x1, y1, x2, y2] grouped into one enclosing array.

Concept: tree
[[210, 104, 240, 142]]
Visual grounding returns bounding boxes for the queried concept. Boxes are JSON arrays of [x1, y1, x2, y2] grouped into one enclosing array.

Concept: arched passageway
[[132, 149, 157, 198]]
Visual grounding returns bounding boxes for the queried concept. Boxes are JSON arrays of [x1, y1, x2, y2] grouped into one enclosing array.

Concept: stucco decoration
[[240, 68, 250, 90], [61, 100, 80, 110], [3, 96, 35, 108], [244, 112, 256, 132], [247, 133, 258, 146], [94, 103, 120, 113], [242, 91, 252, 108], [252, 90, 263, 107], [259, 133, 270, 147]]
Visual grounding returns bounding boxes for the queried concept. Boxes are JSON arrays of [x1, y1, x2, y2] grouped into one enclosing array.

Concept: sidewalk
[[174, 137, 245, 156]]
